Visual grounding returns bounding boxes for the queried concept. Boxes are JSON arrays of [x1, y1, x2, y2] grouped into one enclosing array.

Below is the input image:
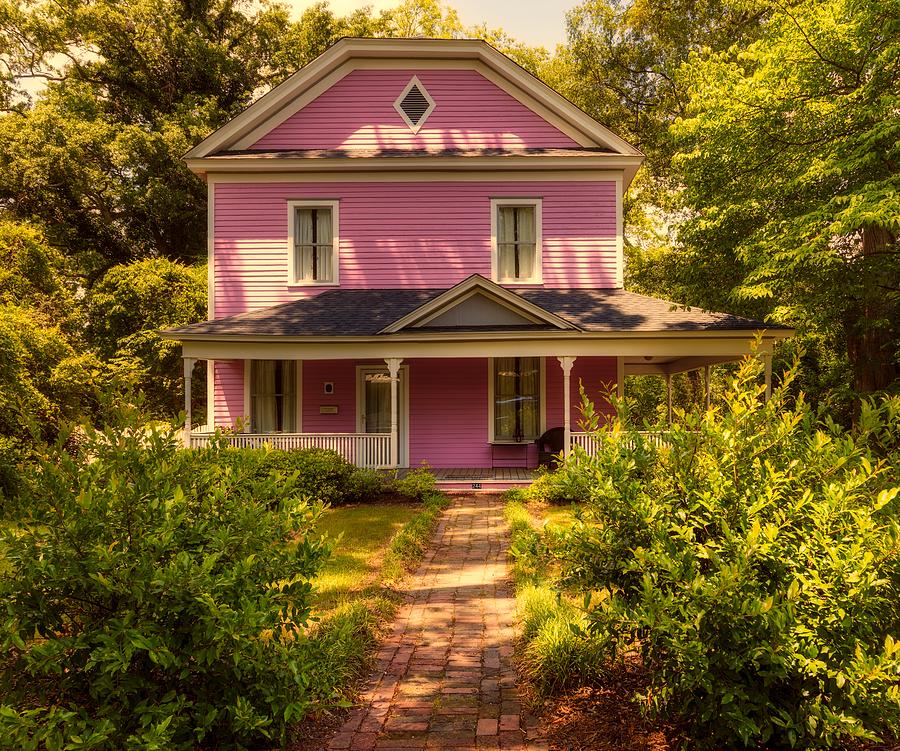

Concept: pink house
[[164, 38, 789, 487]]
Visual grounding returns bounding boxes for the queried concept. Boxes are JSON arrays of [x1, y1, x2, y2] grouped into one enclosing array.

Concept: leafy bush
[[0, 416, 334, 750], [507, 466, 591, 505], [554, 356, 900, 748], [391, 465, 438, 501]]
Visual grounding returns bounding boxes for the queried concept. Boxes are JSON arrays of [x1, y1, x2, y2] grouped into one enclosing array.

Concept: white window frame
[[243, 359, 302, 433], [287, 200, 340, 286], [487, 356, 546, 443], [490, 197, 542, 285]]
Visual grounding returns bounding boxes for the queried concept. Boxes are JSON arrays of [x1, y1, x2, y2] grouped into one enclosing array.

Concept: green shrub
[[0, 414, 333, 750], [392, 465, 438, 501], [514, 466, 591, 505], [555, 356, 900, 748], [0, 436, 30, 506]]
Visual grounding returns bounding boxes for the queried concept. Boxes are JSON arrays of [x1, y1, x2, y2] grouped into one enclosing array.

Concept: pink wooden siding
[[546, 356, 617, 430], [301, 360, 358, 433], [214, 180, 617, 316], [213, 360, 245, 428], [212, 356, 618, 467], [251, 69, 578, 151]]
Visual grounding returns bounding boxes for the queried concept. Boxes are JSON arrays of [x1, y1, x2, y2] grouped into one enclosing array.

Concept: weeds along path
[[327, 494, 534, 750]]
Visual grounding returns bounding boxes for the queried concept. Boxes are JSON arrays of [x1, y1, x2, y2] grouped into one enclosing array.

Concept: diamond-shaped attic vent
[[394, 76, 435, 133]]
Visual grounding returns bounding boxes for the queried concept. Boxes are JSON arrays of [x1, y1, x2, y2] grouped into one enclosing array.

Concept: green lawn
[[313, 503, 419, 612]]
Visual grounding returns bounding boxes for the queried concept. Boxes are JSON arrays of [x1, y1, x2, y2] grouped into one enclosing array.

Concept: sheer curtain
[[251, 360, 296, 432], [365, 374, 391, 433], [295, 208, 333, 282], [494, 357, 540, 440], [497, 206, 535, 281]]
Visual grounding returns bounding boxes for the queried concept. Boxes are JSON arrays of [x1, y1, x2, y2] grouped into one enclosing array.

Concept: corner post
[[763, 354, 772, 401], [705, 365, 711, 410], [557, 356, 576, 459], [666, 373, 673, 425], [183, 357, 195, 448], [385, 358, 403, 468]]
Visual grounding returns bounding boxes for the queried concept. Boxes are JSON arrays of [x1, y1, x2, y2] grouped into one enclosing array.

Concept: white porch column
[[705, 365, 711, 410], [557, 356, 576, 459], [666, 373, 673, 424], [616, 356, 625, 400], [183, 357, 195, 448], [763, 354, 773, 401], [385, 357, 403, 468]]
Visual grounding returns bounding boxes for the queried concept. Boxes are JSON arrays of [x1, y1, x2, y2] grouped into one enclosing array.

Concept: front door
[[358, 366, 408, 467]]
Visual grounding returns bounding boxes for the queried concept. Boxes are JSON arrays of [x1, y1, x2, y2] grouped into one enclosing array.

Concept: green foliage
[[86, 258, 205, 415], [505, 500, 607, 696], [391, 465, 438, 501], [380, 490, 449, 582], [671, 0, 900, 395], [506, 467, 590, 506], [0, 219, 72, 322], [554, 355, 900, 748], [0, 414, 333, 749]]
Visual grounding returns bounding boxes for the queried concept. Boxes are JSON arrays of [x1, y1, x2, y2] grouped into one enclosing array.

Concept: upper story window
[[491, 198, 542, 284], [287, 200, 339, 285]]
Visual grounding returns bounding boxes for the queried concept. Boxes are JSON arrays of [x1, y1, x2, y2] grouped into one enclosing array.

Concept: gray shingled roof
[[165, 287, 788, 338]]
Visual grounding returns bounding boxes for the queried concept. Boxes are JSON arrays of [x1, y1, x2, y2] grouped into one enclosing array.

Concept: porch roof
[[163, 284, 790, 340]]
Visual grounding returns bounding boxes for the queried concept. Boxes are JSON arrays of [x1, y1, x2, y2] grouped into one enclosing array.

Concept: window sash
[[497, 205, 537, 281], [250, 360, 297, 433], [493, 357, 541, 441], [294, 207, 334, 282]]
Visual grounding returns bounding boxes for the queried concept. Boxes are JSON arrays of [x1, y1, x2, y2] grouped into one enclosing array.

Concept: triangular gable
[[380, 275, 579, 334], [185, 38, 642, 159]]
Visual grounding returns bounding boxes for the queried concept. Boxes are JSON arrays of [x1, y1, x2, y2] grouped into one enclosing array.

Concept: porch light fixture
[[394, 76, 435, 133]]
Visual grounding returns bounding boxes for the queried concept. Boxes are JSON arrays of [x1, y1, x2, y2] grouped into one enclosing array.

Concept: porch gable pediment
[[379, 275, 578, 334]]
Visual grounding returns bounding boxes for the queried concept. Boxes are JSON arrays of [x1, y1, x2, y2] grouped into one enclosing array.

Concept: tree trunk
[[845, 226, 898, 394]]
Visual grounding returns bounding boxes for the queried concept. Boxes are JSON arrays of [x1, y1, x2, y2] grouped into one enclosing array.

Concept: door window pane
[[364, 373, 391, 433], [494, 357, 540, 440]]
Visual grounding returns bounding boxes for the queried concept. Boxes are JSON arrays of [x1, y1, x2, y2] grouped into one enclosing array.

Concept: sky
[[284, 0, 572, 49]]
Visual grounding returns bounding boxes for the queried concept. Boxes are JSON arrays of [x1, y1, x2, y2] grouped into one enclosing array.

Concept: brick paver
[[328, 494, 528, 750]]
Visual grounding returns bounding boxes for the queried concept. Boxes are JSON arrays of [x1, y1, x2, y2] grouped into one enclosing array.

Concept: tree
[[671, 0, 900, 397], [86, 258, 206, 415]]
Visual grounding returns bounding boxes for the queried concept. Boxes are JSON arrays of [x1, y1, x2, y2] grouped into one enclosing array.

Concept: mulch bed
[[524, 661, 675, 751]]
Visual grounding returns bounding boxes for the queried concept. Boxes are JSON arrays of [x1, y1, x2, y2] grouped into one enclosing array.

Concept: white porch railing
[[188, 432, 392, 469], [569, 430, 670, 457]]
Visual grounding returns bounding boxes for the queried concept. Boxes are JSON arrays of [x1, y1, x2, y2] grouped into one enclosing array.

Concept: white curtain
[[296, 208, 333, 282], [365, 374, 391, 433], [494, 357, 540, 440], [497, 206, 535, 281], [251, 360, 296, 432]]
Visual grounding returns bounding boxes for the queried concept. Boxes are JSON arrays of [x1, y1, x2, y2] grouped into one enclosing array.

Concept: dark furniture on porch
[[535, 427, 565, 469], [490, 441, 531, 469]]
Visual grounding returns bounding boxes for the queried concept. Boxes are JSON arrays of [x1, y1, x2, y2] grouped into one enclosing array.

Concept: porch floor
[[398, 467, 538, 484]]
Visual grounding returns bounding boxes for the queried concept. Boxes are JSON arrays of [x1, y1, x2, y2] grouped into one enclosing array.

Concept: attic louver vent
[[393, 76, 436, 133]]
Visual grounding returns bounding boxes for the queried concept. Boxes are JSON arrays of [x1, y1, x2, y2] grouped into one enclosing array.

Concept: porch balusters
[[385, 357, 403, 468], [557, 356, 576, 460]]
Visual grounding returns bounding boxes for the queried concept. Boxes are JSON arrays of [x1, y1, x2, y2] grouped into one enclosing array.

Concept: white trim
[[393, 75, 436, 134], [413, 288, 543, 327], [207, 359, 215, 428], [207, 175, 216, 319], [487, 356, 546, 443], [185, 39, 643, 159], [356, 364, 410, 467], [286, 199, 340, 286], [243, 359, 251, 432], [490, 198, 542, 285], [297, 360, 303, 433], [183, 335, 785, 362], [190, 168, 633, 183], [380, 274, 575, 333]]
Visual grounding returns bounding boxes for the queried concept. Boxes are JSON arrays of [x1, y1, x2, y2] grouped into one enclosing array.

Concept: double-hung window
[[288, 200, 338, 284], [249, 360, 297, 433], [492, 198, 541, 284], [492, 357, 542, 441]]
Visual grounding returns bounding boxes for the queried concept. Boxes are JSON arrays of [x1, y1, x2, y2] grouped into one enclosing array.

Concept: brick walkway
[[327, 494, 532, 750]]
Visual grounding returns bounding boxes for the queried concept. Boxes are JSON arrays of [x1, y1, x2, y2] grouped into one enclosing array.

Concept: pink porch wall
[[546, 356, 617, 431], [213, 356, 617, 467], [214, 180, 617, 316], [251, 69, 579, 151], [213, 360, 244, 428]]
